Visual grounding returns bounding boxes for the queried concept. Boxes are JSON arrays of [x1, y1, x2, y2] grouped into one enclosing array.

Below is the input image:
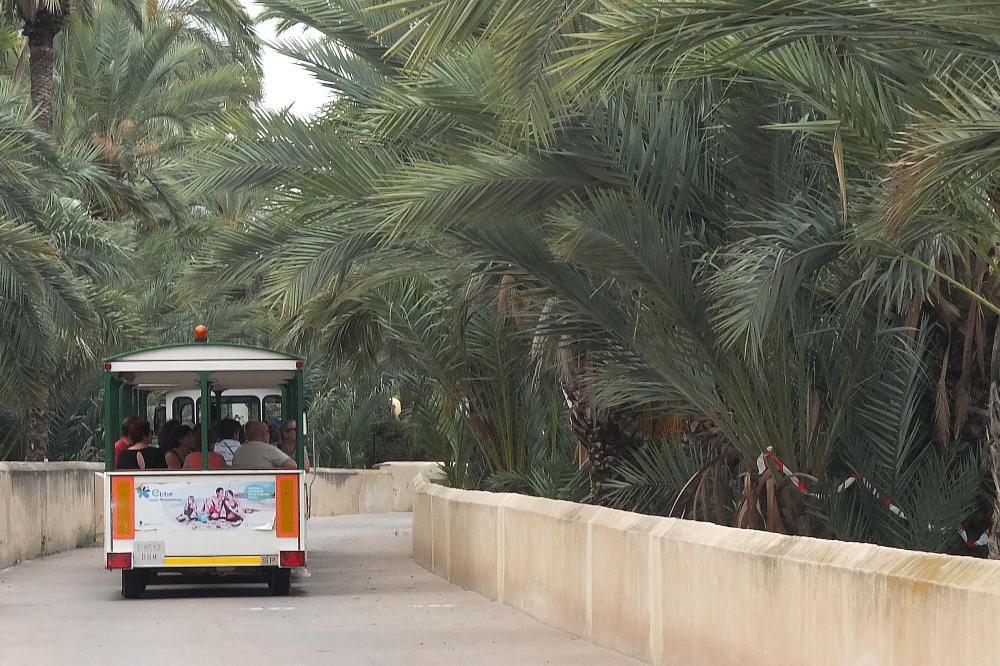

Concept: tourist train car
[[102, 327, 307, 598]]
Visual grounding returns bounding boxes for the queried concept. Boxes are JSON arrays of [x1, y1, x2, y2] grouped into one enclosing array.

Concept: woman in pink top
[[183, 433, 226, 470]]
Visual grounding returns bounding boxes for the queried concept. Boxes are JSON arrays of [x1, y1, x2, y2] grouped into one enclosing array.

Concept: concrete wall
[[413, 475, 1000, 666], [1, 461, 441, 569], [309, 462, 442, 516], [0, 462, 103, 569]]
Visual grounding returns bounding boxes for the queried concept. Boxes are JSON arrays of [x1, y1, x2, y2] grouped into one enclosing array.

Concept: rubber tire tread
[[268, 567, 291, 596], [121, 570, 146, 599]]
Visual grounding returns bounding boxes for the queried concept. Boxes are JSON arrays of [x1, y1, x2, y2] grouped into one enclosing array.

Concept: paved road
[[0, 513, 641, 665]]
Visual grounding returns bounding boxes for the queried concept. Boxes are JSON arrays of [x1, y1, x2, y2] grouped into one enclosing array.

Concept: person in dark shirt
[[114, 416, 140, 466], [163, 424, 196, 469], [158, 419, 180, 449], [278, 419, 310, 471], [117, 421, 168, 470]]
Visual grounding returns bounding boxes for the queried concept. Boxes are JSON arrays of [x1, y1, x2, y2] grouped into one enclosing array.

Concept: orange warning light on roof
[[194, 324, 208, 342]]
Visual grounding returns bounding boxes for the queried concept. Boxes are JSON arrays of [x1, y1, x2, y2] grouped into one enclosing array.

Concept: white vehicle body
[[165, 388, 283, 426], [102, 341, 308, 598], [104, 470, 305, 566]]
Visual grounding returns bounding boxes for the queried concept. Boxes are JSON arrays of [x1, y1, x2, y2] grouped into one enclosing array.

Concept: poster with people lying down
[[134, 478, 276, 531]]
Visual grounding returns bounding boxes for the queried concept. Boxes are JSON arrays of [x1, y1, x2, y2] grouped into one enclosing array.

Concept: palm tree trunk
[[987, 322, 1000, 558], [18, 3, 67, 460], [24, 20, 58, 130], [21, 0, 68, 131], [566, 385, 643, 502], [24, 384, 50, 461]]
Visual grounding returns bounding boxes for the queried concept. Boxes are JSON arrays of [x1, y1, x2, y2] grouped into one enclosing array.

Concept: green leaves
[[559, 1, 1000, 94], [188, 0, 1000, 551]]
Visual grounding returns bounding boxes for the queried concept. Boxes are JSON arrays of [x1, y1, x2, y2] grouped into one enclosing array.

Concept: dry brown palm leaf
[[931, 284, 962, 325], [903, 290, 924, 342], [953, 266, 987, 438], [935, 340, 952, 444], [135, 140, 159, 158], [806, 389, 822, 451], [733, 471, 764, 531], [764, 478, 786, 534]]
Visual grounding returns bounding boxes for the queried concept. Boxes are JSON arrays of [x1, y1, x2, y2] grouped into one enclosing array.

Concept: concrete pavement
[[0, 513, 642, 665]]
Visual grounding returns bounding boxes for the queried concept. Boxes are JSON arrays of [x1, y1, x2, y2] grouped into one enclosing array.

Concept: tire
[[121, 570, 147, 599], [267, 567, 291, 596]]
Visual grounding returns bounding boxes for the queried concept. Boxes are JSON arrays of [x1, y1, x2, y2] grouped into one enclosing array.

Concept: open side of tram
[[102, 332, 308, 598]]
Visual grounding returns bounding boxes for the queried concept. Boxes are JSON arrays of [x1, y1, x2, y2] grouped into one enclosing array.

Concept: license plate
[[260, 555, 278, 566], [134, 541, 165, 567]]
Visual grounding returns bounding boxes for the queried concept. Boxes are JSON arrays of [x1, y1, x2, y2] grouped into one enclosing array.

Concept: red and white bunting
[[756, 447, 989, 549]]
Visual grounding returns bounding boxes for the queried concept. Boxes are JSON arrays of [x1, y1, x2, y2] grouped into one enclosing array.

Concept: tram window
[[263, 395, 282, 423], [153, 406, 166, 433], [172, 397, 195, 425], [197, 396, 261, 424]]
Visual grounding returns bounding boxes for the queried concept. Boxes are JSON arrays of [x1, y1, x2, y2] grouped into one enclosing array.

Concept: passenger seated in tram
[[117, 421, 167, 470], [163, 425, 196, 469], [231, 421, 297, 470], [182, 424, 227, 470], [214, 418, 243, 466], [157, 419, 179, 448], [278, 419, 310, 472], [114, 416, 140, 466]]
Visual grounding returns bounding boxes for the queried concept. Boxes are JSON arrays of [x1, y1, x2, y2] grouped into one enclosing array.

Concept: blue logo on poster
[[245, 483, 275, 500], [135, 485, 172, 499]]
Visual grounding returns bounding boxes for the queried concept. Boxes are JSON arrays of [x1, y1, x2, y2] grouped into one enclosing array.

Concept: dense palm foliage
[[4, 0, 1000, 557], [179, 0, 1000, 555], [0, 1, 262, 459]]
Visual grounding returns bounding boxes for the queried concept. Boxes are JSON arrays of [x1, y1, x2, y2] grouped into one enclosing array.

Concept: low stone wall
[[413, 475, 1000, 666], [1, 461, 441, 569], [0, 462, 103, 570], [309, 462, 442, 516]]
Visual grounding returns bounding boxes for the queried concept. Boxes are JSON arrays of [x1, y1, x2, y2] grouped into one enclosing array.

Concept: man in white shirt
[[214, 418, 243, 466], [232, 421, 297, 470]]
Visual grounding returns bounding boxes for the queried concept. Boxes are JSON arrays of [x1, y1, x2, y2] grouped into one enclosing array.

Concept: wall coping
[[0, 462, 431, 474], [413, 475, 1000, 596], [0, 462, 103, 472]]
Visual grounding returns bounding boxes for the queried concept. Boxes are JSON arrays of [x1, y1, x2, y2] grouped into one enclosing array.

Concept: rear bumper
[[107, 552, 306, 569]]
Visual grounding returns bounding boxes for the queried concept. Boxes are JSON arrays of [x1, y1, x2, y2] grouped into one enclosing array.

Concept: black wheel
[[121, 570, 147, 599], [267, 567, 291, 596]]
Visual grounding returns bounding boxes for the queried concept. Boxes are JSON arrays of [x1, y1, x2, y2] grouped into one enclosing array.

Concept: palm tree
[[0, 75, 136, 459], [14, 0, 71, 128], [9, 0, 258, 130], [56, 2, 257, 222], [9, 0, 143, 128], [188, 0, 998, 552], [355, 0, 1000, 543], [2, 0, 261, 461]]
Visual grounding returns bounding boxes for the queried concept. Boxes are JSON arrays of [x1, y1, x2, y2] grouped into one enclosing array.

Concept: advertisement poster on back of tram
[[133, 477, 276, 532]]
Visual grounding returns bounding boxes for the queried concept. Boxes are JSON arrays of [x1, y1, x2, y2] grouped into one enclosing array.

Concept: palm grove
[[3, 0, 1000, 557]]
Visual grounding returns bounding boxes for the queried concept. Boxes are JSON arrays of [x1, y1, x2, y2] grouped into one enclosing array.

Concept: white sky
[[242, 1, 331, 116]]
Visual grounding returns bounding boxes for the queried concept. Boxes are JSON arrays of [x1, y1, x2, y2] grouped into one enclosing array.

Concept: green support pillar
[[199, 371, 210, 470], [117, 381, 126, 424], [295, 369, 304, 469], [280, 384, 290, 421], [103, 373, 114, 471]]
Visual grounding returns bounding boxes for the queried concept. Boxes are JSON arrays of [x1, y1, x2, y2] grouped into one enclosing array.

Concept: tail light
[[275, 474, 299, 539], [111, 476, 135, 541], [107, 553, 132, 569], [280, 550, 306, 567]]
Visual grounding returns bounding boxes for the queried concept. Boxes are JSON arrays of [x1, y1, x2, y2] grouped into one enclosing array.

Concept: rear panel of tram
[[100, 336, 310, 596], [104, 470, 306, 572]]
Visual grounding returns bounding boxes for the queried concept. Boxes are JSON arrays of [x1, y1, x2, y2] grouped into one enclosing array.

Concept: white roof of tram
[[105, 343, 302, 391]]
